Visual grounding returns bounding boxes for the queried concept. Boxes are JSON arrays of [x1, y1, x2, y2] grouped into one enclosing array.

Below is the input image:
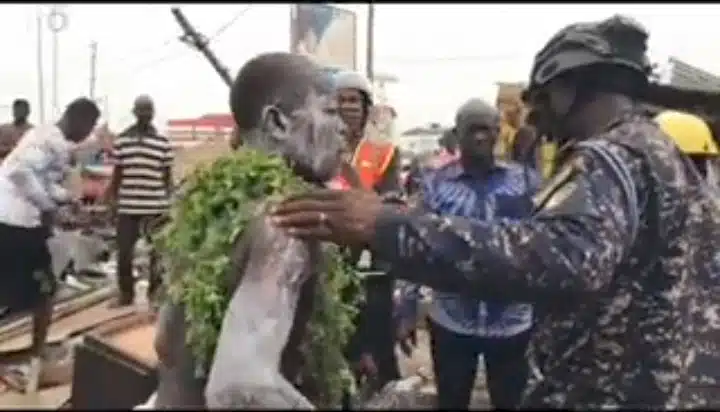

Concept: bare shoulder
[[226, 203, 301, 289]]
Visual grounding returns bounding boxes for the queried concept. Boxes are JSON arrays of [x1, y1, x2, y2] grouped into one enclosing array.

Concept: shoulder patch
[[532, 156, 584, 214]]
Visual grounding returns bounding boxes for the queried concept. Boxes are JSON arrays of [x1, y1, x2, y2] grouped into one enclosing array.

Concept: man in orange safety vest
[[334, 70, 403, 402]]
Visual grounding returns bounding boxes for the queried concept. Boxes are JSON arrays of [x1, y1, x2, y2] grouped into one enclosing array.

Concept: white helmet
[[334, 70, 374, 105]]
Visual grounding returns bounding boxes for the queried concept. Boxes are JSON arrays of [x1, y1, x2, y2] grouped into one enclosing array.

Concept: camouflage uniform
[[370, 111, 720, 408]]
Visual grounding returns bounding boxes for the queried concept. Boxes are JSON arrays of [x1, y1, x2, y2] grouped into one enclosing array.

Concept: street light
[[48, 5, 68, 119]]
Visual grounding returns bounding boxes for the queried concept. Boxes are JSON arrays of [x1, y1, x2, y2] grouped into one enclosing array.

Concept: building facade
[[166, 113, 234, 148]]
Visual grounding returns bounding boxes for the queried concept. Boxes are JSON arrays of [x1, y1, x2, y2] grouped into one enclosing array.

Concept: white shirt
[[0, 124, 74, 228]]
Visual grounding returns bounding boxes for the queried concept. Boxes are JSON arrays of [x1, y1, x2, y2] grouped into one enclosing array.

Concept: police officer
[[271, 15, 720, 408]]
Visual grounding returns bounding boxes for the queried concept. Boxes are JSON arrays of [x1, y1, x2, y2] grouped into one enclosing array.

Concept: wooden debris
[[0, 300, 136, 355], [0, 383, 71, 409], [0, 287, 115, 345]]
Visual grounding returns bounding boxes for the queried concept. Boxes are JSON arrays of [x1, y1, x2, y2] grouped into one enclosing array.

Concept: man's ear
[[260, 105, 290, 138]]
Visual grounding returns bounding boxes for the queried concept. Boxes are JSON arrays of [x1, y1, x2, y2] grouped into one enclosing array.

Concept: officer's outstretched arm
[[371, 150, 636, 302]]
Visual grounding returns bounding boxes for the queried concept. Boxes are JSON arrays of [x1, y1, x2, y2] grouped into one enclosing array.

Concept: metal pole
[[35, 7, 46, 124], [47, 5, 68, 119], [51, 7, 59, 119], [89, 41, 97, 100], [365, 3, 375, 82], [171, 8, 233, 87]]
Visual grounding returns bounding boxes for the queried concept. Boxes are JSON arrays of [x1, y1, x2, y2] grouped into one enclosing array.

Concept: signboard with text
[[290, 4, 357, 71]]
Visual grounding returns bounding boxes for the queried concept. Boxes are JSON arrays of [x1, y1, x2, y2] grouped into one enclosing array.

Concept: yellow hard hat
[[654, 110, 719, 156]]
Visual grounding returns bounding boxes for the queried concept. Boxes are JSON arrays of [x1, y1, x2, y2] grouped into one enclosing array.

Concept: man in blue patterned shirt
[[402, 98, 540, 409]]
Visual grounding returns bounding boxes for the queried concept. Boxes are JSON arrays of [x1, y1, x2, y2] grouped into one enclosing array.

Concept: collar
[[440, 159, 509, 180], [555, 109, 643, 163], [119, 123, 157, 137], [12, 121, 30, 129]]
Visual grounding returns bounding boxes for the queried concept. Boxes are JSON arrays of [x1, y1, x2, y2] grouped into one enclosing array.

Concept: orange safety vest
[[350, 138, 397, 191]]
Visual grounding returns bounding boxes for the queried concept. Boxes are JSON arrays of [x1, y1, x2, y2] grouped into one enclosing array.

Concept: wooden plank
[[89, 313, 158, 369], [0, 384, 70, 409], [0, 303, 137, 354], [0, 287, 115, 344], [103, 324, 158, 368], [88, 311, 154, 338]]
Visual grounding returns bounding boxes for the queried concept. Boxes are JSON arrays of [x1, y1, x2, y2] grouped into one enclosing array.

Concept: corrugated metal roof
[[668, 57, 720, 92]]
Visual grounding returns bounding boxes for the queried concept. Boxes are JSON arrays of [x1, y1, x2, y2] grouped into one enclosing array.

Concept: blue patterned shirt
[[403, 159, 540, 337]]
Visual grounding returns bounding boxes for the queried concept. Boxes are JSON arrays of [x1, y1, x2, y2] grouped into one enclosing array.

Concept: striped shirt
[[399, 160, 541, 337], [111, 126, 173, 215]]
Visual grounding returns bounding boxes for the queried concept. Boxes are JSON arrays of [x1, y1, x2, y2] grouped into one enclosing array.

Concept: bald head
[[230, 52, 333, 133], [133, 95, 155, 127], [455, 98, 500, 128], [134, 95, 153, 108], [454, 98, 500, 169], [227, 52, 345, 183]]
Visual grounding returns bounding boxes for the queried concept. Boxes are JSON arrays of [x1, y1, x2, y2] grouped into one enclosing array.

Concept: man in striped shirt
[[107, 95, 173, 307]]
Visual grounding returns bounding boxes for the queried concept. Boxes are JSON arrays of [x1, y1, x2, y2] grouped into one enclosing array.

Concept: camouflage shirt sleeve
[[371, 149, 637, 302]]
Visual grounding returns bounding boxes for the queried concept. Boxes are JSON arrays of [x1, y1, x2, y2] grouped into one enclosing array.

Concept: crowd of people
[[266, 14, 720, 409], [0, 12, 718, 409]]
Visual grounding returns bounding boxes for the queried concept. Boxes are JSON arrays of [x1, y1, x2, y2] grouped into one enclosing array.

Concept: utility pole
[[171, 8, 233, 87], [89, 41, 97, 100], [51, 6, 59, 118], [48, 5, 68, 119], [365, 4, 375, 82], [35, 7, 46, 124]]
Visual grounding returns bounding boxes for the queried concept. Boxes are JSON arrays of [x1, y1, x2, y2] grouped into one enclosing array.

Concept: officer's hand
[[271, 189, 385, 247]]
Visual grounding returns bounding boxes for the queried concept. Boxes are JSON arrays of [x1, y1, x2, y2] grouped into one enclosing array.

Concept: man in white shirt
[[0, 97, 99, 368]]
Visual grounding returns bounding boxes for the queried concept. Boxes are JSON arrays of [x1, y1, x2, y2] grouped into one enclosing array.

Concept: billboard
[[290, 4, 357, 71]]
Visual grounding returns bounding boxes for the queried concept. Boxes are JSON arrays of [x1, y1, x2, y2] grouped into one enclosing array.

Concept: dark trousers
[[0, 222, 54, 311], [342, 275, 399, 408], [116, 213, 161, 303], [429, 320, 531, 409]]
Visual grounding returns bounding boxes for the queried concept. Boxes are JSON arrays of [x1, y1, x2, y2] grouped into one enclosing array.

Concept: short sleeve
[[162, 138, 174, 167]]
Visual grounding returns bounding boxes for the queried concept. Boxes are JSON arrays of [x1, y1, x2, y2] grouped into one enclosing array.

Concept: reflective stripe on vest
[[351, 138, 396, 190]]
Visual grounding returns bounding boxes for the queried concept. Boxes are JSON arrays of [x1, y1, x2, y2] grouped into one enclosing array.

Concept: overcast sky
[[4, 3, 720, 131]]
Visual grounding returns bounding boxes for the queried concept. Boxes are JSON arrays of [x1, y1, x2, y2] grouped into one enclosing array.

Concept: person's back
[[0, 124, 73, 228]]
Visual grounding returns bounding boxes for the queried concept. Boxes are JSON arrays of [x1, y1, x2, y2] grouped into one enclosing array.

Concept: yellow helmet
[[654, 110, 719, 156]]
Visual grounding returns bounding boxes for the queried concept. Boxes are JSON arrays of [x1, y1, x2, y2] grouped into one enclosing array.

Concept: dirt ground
[[171, 140, 231, 181]]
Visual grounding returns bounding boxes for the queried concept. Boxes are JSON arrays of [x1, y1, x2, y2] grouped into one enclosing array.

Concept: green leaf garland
[[153, 148, 362, 407]]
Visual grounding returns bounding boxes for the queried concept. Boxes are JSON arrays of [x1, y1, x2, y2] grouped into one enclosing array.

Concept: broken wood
[[0, 383, 71, 409], [0, 298, 135, 355], [0, 287, 114, 345]]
